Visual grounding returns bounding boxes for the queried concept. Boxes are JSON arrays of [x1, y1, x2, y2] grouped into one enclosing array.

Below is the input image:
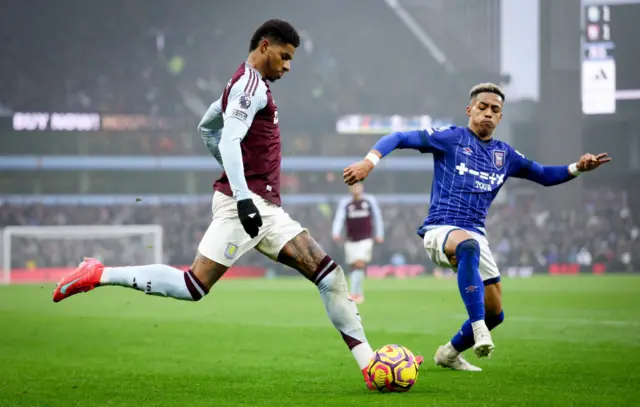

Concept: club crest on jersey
[[462, 147, 473, 156], [224, 243, 239, 259], [493, 150, 506, 170], [239, 94, 252, 109]]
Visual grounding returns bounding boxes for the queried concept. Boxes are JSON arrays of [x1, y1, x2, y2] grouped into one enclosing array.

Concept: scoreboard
[[581, 0, 640, 114]]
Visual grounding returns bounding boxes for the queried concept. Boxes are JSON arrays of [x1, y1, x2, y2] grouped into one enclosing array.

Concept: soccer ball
[[366, 344, 420, 392]]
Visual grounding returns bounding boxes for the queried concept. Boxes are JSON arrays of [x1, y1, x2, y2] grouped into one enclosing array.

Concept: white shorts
[[344, 238, 374, 265], [422, 225, 501, 284], [198, 192, 305, 267]]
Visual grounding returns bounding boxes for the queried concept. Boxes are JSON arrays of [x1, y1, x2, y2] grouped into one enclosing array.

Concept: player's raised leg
[[52, 252, 225, 303], [441, 229, 494, 357], [53, 192, 250, 303]]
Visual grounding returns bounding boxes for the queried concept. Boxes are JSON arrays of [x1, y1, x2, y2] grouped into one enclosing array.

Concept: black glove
[[237, 199, 263, 238]]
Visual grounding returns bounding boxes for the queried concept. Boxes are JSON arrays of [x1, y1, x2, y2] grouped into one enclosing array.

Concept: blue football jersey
[[407, 126, 530, 236]]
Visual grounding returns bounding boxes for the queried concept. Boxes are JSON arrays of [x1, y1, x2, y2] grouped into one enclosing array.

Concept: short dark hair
[[469, 83, 505, 102], [249, 19, 300, 52]]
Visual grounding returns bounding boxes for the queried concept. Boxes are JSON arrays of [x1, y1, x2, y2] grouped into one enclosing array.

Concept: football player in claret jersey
[[344, 83, 611, 371], [53, 19, 420, 389], [332, 183, 384, 304]]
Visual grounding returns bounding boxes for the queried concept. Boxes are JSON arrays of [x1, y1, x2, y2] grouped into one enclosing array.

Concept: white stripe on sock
[[315, 260, 335, 283], [185, 271, 205, 297]]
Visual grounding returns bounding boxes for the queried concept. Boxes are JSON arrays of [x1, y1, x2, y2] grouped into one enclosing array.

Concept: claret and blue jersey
[[372, 125, 576, 237]]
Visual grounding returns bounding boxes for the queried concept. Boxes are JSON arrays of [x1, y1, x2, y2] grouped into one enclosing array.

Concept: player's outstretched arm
[[511, 151, 611, 187], [343, 128, 448, 185]]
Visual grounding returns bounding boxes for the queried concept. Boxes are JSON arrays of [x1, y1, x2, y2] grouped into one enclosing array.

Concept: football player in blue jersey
[[343, 83, 610, 371]]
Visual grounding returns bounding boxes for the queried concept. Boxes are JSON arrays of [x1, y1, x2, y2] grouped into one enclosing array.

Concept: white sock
[[101, 264, 207, 301], [445, 341, 460, 357], [471, 320, 489, 336], [315, 260, 373, 369], [350, 269, 365, 296], [351, 342, 375, 370]]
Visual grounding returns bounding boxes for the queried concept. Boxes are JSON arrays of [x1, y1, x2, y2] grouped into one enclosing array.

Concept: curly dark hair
[[249, 19, 300, 52]]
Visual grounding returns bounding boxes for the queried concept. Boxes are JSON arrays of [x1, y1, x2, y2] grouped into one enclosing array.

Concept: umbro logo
[[248, 213, 257, 218]]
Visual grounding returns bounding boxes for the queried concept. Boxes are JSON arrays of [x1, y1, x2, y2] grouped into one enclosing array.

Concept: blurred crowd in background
[[3, 187, 638, 273], [0, 0, 500, 127], [1, 0, 639, 278]]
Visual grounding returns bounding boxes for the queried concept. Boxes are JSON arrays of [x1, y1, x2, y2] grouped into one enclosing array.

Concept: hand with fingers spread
[[576, 153, 611, 172]]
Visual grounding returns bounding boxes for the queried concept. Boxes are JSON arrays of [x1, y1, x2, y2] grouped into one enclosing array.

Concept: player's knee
[[444, 229, 475, 256], [455, 238, 480, 259], [486, 310, 505, 330]]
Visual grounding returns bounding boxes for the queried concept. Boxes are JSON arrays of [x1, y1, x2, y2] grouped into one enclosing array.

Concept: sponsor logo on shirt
[[455, 162, 505, 192], [232, 109, 248, 121]]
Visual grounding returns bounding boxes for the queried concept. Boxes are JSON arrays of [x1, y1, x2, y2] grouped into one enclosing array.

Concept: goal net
[[1, 225, 163, 284]]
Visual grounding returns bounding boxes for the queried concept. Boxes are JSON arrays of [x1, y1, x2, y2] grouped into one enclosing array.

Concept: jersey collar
[[466, 127, 494, 147]]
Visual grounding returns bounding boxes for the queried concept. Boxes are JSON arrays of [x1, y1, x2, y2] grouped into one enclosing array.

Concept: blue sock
[[487, 311, 505, 330], [450, 319, 474, 351], [456, 239, 484, 323], [451, 311, 505, 352]]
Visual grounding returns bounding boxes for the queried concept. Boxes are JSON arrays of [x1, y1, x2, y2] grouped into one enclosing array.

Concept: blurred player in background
[[53, 19, 420, 389], [332, 183, 384, 304], [344, 83, 610, 371]]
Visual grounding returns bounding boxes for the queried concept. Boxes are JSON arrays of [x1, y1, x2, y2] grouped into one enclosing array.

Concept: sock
[[101, 264, 209, 301], [456, 239, 484, 323], [313, 255, 373, 370], [450, 310, 505, 353], [350, 269, 365, 296]]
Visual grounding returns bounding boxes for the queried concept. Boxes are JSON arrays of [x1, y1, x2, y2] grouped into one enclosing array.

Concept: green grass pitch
[[1, 275, 639, 407]]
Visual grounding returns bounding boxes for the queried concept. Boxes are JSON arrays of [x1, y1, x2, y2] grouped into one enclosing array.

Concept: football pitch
[[1, 275, 638, 407]]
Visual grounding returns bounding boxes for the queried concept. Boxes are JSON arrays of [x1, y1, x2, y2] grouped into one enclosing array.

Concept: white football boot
[[472, 321, 495, 358], [434, 343, 482, 372]]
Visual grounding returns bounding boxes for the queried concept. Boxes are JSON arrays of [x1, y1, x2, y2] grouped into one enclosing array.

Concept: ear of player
[[237, 199, 263, 238]]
